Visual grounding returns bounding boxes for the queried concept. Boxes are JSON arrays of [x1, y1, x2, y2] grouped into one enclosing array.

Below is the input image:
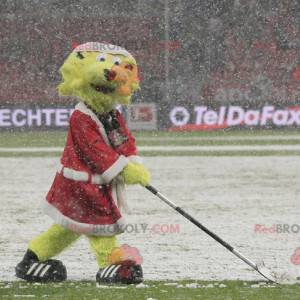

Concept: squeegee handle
[[145, 185, 276, 281], [145, 185, 234, 252]]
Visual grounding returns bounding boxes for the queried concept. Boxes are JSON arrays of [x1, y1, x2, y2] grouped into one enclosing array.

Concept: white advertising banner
[[1, 104, 300, 130], [169, 105, 300, 128], [0, 108, 74, 128], [0, 104, 158, 130], [127, 103, 157, 130]]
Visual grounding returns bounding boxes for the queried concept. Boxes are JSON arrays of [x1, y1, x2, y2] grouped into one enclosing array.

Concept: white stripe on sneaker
[[100, 266, 110, 278], [26, 263, 38, 275], [39, 265, 51, 278], [101, 265, 115, 278], [105, 265, 117, 278], [33, 263, 45, 276], [108, 265, 121, 278]]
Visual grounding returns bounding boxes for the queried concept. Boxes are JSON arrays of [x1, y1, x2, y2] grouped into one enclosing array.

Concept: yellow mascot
[[15, 42, 150, 284]]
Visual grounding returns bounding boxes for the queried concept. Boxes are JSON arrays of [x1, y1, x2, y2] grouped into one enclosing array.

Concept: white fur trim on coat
[[58, 164, 107, 185], [73, 101, 137, 213], [75, 102, 130, 183], [101, 155, 129, 183], [113, 175, 129, 213], [41, 200, 126, 236], [128, 155, 143, 164], [75, 102, 110, 145]]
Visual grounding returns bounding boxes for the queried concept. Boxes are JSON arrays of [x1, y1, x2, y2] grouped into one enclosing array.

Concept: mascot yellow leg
[[16, 224, 79, 282], [28, 224, 80, 261], [28, 223, 117, 268], [87, 235, 118, 267]]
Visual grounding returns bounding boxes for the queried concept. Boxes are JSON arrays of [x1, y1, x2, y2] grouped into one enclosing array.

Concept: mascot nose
[[104, 69, 117, 81]]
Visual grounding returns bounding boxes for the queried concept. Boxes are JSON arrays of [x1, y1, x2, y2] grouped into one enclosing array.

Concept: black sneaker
[[15, 249, 67, 283], [96, 260, 143, 284]]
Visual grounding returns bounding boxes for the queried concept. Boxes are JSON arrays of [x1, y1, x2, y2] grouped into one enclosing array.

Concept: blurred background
[[1, 0, 300, 130], [1, 2, 300, 288]]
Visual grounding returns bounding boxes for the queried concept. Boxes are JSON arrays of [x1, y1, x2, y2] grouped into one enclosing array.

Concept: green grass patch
[[0, 131, 67, 148], [0, 280, 299, 300], [138, 139, 300, 146], [140, 150, 300, 156], [0, 130, 300, 149], [132, 129, 300, 138], [0, 152, 62, 158], [1, 130, 300, 157]]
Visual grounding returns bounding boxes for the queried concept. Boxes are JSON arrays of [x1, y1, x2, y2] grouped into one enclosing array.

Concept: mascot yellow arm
[[122, 162, 150, 186]]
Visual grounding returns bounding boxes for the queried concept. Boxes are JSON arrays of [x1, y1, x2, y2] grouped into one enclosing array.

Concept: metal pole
[[145, 185, 278, 283], [164, 0, 170, 103]]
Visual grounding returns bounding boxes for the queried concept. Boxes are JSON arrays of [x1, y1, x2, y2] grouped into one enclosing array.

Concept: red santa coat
[[42, 102, 141, 236]]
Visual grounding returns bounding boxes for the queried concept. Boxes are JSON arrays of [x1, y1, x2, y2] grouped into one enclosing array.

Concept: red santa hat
[[73, 42, 132, 58]]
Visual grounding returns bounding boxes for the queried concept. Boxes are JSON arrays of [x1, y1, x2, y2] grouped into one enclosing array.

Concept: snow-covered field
[[0, 156, 299, 282]]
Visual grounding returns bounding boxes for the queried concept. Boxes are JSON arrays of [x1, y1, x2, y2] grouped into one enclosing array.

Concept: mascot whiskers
[[15, 42, 150, 284]]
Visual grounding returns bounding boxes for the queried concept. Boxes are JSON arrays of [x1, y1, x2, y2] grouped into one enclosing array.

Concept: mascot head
[[58, 42, 140, 113]]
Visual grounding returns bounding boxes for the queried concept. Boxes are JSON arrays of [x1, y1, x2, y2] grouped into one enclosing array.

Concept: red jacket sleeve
[[70, 112, 128, 183], [113, 111, 139, 158]]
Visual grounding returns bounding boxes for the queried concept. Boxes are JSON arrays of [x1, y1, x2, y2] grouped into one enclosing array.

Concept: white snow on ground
[[0, 156, 299, 282]]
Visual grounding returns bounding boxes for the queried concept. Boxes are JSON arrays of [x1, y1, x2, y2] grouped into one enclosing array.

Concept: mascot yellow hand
[[122, 162, 150, 186]]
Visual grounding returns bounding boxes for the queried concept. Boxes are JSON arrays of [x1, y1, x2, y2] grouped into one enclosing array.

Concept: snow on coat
[[42, 102, 141, 236]]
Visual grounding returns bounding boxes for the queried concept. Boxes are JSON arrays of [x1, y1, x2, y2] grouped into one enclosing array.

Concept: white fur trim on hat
[[73, 42, 132, 57]]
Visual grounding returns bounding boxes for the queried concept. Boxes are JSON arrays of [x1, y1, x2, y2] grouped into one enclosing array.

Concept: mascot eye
[[125, 64, 133, 71], [112, 56, 122, 65], [76, 52, 85, 59], [96, 54, 107, 62]]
